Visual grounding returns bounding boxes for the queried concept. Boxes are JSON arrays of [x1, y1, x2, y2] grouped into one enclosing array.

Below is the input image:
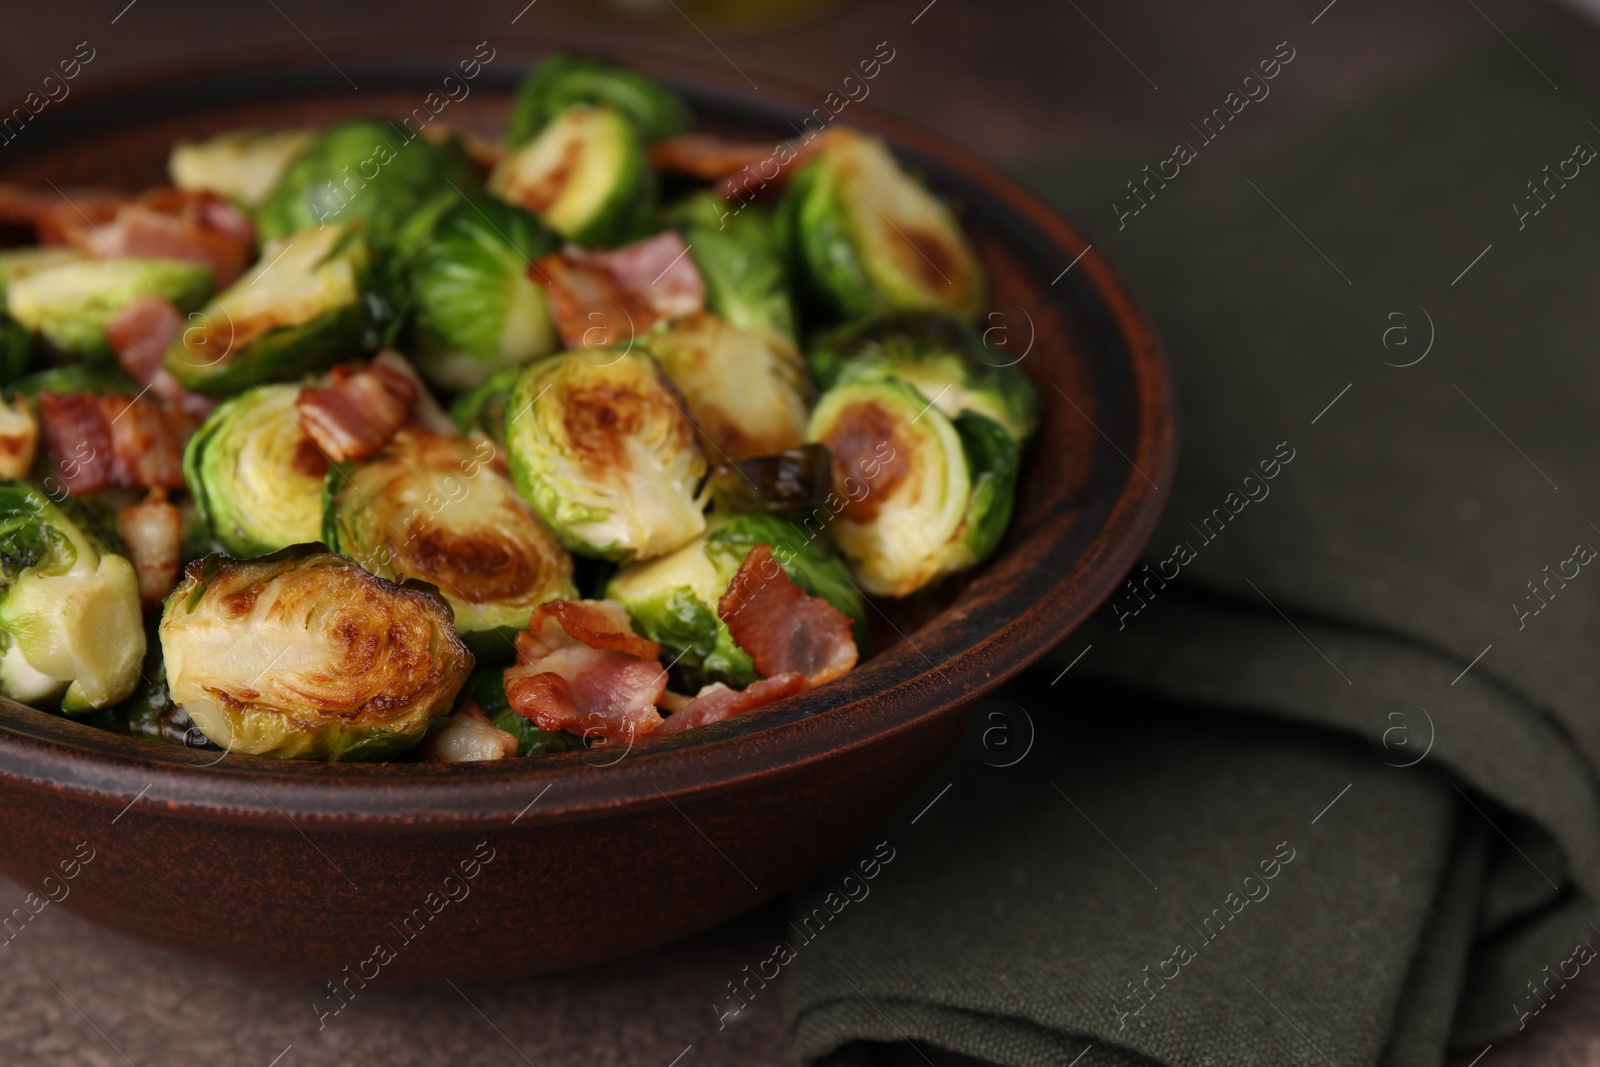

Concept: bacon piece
[[295, 361, 417, 463], [66, 189, 256, 289], [503, 598, 667, 742], [718, 543, 859, 687], [35, 392, 192, 494], [0, 183, 124, 245], [529, 599, 661, 660], [418, 700, 519, 762], [105, 296, 217, 422], [650, 132, 834, 202], [534, 231, 704, 350], [655, 672, 808, 736], [371, 350, 458, 436], [106, 294, 183, 384], [650, 134, 776, 181], [0, 396, 38, 479], [117, 489, 182, 605]]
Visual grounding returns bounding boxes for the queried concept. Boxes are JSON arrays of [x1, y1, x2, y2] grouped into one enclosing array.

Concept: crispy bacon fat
[[654, 672, 808, 736], [649, 132, 834, 201], [534, 231, 704, 350], [719, 543, 859, 687], [70, 189, 256, 289], [503, 599, 667, 743], [296, 361, 418, 463], [36, 392, 195, 494]]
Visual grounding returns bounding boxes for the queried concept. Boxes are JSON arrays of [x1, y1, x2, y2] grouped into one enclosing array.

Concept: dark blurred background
[[3, 0, 1575, 167], [3, 2, 1599, 1065]]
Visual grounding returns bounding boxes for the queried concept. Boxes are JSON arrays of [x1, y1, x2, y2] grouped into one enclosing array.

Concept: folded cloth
[[781, 32, 1600, 1067]]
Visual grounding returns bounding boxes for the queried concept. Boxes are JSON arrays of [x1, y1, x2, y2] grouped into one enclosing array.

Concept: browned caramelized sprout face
[[160, 546, 473, 760]]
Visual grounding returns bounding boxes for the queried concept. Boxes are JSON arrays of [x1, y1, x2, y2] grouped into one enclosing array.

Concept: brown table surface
[[2, 0, 1596, 1063]]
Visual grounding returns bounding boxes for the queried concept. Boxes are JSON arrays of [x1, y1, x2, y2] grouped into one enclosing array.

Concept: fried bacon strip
[[295, 361, 418, 463], [503, 600, 668, 743], [533, 231, 704, 350], [649, 132, 835, 201], [68, 189, 256, 289], [654, 672, 808, 736], [718, 543, 859, 687], [0, 183, 124, 245], [36, 392, 194, 493], [104, 295, 216, 421]]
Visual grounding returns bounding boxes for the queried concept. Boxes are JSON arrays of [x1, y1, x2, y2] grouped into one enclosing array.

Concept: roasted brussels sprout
[[810, 311, 1038, 443], [160, 545, 473, 760], [0, 317, 32, 386], [666, 192, 796, 341], [505, 350, 708, 563], [780, 128, 984, 323], [806, 377, 1020, 596], [8, 362, 137, 399], [164, 222, 387, 395], [505, 54, 689, 147], [461, 665, 570, 756], [0, 247, 82, 302], [707, 444, 833, 519], [183, 383, 326, 557], [449, 365, 518, 445], [606, 512, 866, 689], [255, 119, 478, 246], [169, 129, 317, 209], [324, 428, 577, 657], [405, 193, 561, 391], [80, 622, 201, 747], [0, 482, 144, 713], [643, 311, 810, 462], [488, 104, 653, 247], [6, 258, 213, 360]]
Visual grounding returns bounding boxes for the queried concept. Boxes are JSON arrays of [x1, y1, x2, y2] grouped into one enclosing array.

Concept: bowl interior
[[0, 48, 1173, 823]]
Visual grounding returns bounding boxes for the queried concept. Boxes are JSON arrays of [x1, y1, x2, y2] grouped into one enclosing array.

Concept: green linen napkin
[[781, 32, 1600, 1067]]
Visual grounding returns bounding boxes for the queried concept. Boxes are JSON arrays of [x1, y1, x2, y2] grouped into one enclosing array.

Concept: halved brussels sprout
[[810, 311, 1038, 443], [169, 129, 317, 209], [0, 247, 82, 303], [160, 545, 473, 760], [643, 311, 810, 462], [183, 383, 326, 557], [449, 364, 519, 445], [7, 259, 213, 360], [505, 349, 707, 562], [8, 362, 137, 399], [665, 192, 796, 341], [255, 119, 478, 246], [405, 193, 561, 391], [505, 54, 689, 147], [708, 444, 833, 520], [606, 512, 866, 690], [606, 532, 752, 691], [488, 104, 652, 247], [80, 620, 200, 746], [460, 665, 570, 756], [780, 128, 984, 322], [324, 428, 577, 657], [0, 317, 32, 387], [806, 377, 1019, 597], [164, 222, 386, 395], [0, 482, 144, 713]]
